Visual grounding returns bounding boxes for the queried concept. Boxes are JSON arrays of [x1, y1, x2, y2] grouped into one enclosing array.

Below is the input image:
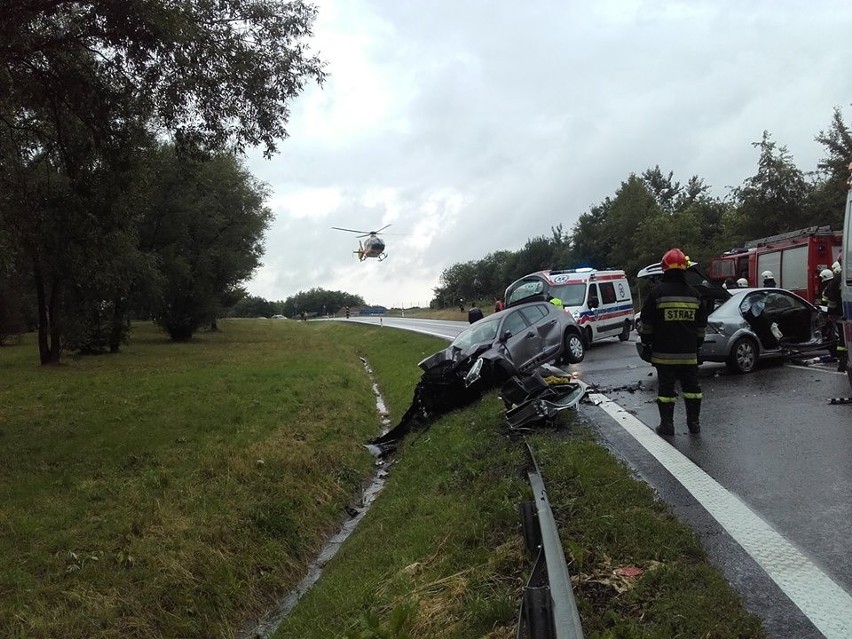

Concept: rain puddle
[[241, 357, 394, 639]]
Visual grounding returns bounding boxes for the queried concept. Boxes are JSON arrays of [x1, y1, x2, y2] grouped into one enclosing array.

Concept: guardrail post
[[523, 586, 555, 639], [520, 500, 542, 557]]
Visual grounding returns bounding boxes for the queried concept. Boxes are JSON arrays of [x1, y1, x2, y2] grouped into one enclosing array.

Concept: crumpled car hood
[[418, 343, 493, 372]]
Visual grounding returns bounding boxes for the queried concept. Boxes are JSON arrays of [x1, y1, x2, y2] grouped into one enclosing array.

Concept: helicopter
[[332, 224, 392, 261]]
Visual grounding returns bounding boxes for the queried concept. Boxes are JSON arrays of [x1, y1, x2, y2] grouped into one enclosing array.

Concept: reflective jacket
[[639, 270, 707, 366]]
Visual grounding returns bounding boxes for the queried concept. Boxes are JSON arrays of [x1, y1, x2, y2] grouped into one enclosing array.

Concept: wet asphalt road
[[566, 337, 852, 638], [344, 317, 852, 637]]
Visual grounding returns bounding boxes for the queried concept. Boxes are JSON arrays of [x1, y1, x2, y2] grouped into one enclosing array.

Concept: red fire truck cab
[[707, 226, 842, 305]]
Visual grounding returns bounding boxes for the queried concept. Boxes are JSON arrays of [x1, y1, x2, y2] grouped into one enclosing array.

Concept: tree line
[[229, 289, 366, 319], [431, 114, 852, 308], [0, 1, 325, 363]]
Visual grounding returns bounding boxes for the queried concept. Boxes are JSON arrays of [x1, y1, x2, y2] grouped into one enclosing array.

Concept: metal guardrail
[[517, 441, 585, 639]]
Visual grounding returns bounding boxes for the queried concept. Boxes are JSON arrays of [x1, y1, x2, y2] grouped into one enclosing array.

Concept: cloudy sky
[[244, 0, 852, 309]]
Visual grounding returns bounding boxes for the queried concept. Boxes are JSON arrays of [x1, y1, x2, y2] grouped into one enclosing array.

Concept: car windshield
[[550, 283, 587, 306], [506, 279, 543, 304], [451, 317, 500, 349]]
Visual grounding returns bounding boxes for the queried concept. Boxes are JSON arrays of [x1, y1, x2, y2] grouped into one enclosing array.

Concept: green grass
[[0, 320, 443, 638], [0, 320, 765, 638]]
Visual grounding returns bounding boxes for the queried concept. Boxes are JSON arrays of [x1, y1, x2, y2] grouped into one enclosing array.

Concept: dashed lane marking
[[589, 392, 852, 639], [784, 363, 849, 375]]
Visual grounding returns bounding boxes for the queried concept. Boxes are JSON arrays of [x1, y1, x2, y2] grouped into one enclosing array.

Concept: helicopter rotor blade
[[355, 224, 392, 238], [331, 226, 368, 234]]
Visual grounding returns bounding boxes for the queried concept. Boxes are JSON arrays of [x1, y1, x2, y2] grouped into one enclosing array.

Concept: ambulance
[[504, 268, 634, 345]]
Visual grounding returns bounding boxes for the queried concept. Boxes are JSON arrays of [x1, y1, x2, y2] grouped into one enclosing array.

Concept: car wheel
[[563, 331, 585, 363], [618, 321, 631, 341], [726, 337, 758, 373]]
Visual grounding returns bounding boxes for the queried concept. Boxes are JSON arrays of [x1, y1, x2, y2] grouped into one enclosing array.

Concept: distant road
[[340, 316, 464, 342]]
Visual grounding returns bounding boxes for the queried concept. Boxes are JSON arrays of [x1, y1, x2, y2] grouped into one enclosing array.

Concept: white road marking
[[784, 363, 849, 375], [589, 392, 852, 639]]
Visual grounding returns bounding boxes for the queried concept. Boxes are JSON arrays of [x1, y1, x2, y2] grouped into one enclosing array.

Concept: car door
[[500, 308, 543, 371], [596, 281, 620, 338], [520, 303, 563, 363], [763, 291, 824, 348], [586, 283, 601, 339]]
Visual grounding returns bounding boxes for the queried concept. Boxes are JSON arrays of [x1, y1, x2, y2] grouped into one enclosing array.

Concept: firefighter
[[823, 261, 846, 372], [639, 248, 708, 436], [761, 270, 777, 287], [819, 268, 835, 303]]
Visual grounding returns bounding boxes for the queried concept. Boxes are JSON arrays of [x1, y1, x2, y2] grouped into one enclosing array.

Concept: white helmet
[[820, 268, 834, 282], [832, 261, 842, 274], [761, 270, 774, 279], [737, 277, 749, 287]]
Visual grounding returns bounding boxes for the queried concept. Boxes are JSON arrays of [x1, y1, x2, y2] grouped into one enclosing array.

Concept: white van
[[504, 268, 634, 344]]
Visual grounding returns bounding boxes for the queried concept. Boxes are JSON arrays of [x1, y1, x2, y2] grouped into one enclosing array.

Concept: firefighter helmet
[[661, 248, 688, 271], [761, 270, 774, 280], [737, 278, 749, 287], [820, 268, 834, 282], [833, 261, 842, 274]]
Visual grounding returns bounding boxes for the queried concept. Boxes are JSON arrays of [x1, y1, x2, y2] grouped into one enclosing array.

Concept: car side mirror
[[588, 297, 599, 309], [500, 330, 512, 342]]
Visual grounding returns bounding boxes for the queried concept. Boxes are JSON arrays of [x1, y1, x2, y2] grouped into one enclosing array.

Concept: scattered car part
[[499, 366, 589, 430]]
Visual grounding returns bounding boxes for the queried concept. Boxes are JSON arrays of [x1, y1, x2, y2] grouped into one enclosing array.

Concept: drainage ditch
[[241, 357, 394, 639]]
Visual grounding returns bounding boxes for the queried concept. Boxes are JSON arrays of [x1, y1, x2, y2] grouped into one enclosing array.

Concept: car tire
[[618, 321, 631, 342], [563, 331, 585, 364], [726, 337, 758, 373]]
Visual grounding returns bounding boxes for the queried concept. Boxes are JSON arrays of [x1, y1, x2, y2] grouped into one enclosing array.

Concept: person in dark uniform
[[824, 260, 847, 372], [468, 303, 484, 323], [639, 248, 708, 436]]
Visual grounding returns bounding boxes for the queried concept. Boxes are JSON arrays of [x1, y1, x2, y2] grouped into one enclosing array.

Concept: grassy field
[[0, 319, 765, 638]]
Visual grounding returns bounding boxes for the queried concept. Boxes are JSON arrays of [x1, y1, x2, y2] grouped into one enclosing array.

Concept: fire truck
[[706, 226, 842, 305]]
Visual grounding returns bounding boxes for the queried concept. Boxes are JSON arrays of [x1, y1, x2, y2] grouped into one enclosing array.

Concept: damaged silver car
[[635, 262, 832, 373]]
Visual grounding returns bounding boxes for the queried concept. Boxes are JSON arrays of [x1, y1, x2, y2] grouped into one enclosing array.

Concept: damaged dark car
[[417, 302, 585, 406], [370, 302, 587, 448]]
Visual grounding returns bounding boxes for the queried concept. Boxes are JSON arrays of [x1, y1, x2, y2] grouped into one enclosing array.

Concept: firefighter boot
[[655, 401, 675, 436], [685, 398, 701, 434]]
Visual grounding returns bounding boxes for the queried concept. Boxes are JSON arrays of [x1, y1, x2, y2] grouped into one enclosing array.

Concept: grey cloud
[[245, 0, 852, 307]]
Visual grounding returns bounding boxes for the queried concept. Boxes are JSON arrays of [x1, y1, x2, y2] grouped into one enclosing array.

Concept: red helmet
[[661, 248, 688, 271]]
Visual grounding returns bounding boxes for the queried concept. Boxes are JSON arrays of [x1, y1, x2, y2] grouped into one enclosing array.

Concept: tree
[[0, 227, 33, 344], [1, 0, 326, 158], [1, 0, 324, 362], [811, 107, 852, 229], [230, 295, 279, 318], [137, 146, 273, 341], [0, 111, 153, 361], [571, 205, 611, 270], [641, 166, 682, 213], [728, 131, 812, 240], [281, 289, 365, 317]]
